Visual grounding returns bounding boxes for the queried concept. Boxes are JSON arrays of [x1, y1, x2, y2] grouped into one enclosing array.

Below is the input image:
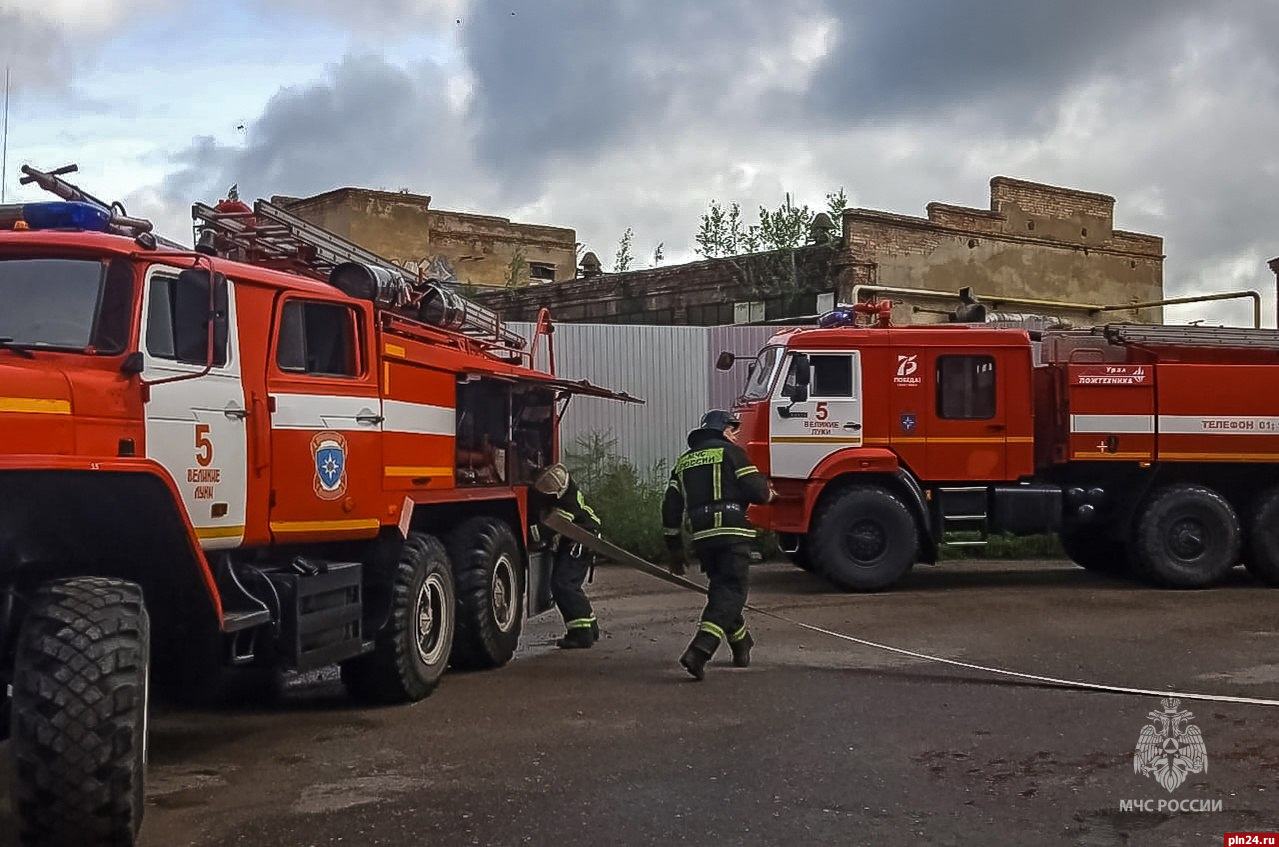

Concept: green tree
[[693, 188, 849, 257], [504, 246, 529, 289], [613, 227, 635, 272]]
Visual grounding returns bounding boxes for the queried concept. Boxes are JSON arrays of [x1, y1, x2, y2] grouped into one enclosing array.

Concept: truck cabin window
[[146, 270, 229, 366], [276, 300, 359, 377], [741, 346, 784, 401], [783, 353, 853, 398], [937, 355, 996, 419], [0, 257, 132, 354]]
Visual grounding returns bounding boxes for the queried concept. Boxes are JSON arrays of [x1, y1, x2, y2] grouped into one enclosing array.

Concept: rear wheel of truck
[[1244, 486, 1279, 586], [1059, 520, 1130, 576], [1132, 484, 1240, 588], [446, 516, 525, 670], [10, 577, 150, 847], [810, 486, 917, 592], [341, 532, 455, 703]]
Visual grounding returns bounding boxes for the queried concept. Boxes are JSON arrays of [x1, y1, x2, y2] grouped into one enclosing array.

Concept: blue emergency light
[[0, 200, 113, 232]]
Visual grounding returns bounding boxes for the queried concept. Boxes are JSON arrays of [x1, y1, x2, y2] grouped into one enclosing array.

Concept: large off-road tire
[[10, 577, 150, 847], [341, 533, 455, 703], [446, 516, 525, 670], [1060, 520, 1131, 576], [779, 534, 819, 572], [1132, 484, 1241, 588], [810, 486, 917, 592], [1244, 486, 1279, 586]]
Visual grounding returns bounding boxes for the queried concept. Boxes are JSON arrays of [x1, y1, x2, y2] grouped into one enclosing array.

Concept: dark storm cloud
[[161, 53, 471, 207], [801, 1, 1204, 127], [0, 12, 75, 94], [458, 0, 817, 188]]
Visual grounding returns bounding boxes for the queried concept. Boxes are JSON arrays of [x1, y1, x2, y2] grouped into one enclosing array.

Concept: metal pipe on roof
[[1098, 290, 1262, 329]]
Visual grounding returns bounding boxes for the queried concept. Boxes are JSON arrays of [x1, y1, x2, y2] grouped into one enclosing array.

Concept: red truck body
[[0, 171, 637, 847], [724, 310, 1279, 592]]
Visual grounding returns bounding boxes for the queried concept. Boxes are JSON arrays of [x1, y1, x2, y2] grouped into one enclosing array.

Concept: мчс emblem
[[1133, 698, 1208, 793], [311, 431, 348, 501], [901, 413, 917, 433]]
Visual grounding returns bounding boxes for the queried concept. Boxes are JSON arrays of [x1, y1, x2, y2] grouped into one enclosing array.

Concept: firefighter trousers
[[694, 542, 751, 645], [551, 540, 596, 632]]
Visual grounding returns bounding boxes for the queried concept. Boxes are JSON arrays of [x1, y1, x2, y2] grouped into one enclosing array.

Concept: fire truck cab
[[724, 301, 1279, 594], [0, 167, 638, 847]]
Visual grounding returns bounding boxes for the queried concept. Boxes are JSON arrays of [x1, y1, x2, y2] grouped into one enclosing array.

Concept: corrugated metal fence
[[509, 322, 800, 472]]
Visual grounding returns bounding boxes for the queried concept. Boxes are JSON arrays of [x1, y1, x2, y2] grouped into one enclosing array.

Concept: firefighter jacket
[[662, 430, 771, 550], [530, 478, 602, 547]]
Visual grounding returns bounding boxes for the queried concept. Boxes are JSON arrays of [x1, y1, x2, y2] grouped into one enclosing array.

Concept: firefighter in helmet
[[661, 409, 774, 680], [531, 463, 602, 649]]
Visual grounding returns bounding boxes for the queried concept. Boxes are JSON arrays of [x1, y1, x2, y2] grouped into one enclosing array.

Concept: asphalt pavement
[[3, 558, 1278, 847]]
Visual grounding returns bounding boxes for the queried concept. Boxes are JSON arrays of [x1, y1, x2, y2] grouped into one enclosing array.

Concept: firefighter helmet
[[697, 409, 741, 433], [534, 463, 570, 497]]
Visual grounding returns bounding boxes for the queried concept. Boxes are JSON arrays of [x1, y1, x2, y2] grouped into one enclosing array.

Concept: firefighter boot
[[556, 628, 594, 649], [679, 631, 720, 681], [729, 629, 754, 668], [590, 619, 601, 644]]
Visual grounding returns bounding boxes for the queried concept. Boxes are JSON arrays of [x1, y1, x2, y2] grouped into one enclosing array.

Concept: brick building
[[271, 188, 577, 289], [476, 176, 1167, 327]]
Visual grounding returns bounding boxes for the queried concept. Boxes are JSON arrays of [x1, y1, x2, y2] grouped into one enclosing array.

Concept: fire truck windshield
[[740, 345, 785, 401], [0, 257, 132, 354]]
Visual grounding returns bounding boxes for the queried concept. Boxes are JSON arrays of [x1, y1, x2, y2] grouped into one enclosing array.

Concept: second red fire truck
[[721, 301, 1279, 593]]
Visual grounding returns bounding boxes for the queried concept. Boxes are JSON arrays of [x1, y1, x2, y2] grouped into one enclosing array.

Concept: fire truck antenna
[[2, 66, 10, 204]]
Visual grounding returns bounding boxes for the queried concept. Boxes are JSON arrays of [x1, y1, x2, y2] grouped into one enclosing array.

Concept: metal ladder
[[936, 486, 990, 547], [1100, 323, 1279, 350], [191, 198, 526, 349]]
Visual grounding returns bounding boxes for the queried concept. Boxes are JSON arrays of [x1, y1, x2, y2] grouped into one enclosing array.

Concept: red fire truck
[[720, 301, 1279, 593], [0, 165, 638, 846]]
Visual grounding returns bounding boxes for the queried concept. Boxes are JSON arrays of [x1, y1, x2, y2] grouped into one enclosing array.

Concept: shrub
[[564, 432, 673, 562]]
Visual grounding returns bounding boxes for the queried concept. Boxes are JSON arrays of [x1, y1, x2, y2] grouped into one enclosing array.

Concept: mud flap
[[527, 549, 556, 616]]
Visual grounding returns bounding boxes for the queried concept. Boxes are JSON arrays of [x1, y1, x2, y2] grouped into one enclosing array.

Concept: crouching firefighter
[[531, 464, 602, 649], [661, 410, 774, 680]]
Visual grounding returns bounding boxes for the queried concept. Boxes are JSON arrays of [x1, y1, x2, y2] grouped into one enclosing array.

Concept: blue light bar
[[0, 201, 113, 233]]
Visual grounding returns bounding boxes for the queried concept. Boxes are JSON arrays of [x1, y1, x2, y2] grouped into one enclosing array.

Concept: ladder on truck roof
[[191, 197, 527, 351], [1100, 323, 1279, 350]]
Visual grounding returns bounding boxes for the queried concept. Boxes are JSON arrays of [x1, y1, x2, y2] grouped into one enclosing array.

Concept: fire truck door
[[266, 296, 383, 541], [927, 350, 1007, 479], [769, 350, 863, 479], [139, 266, 248, 549]]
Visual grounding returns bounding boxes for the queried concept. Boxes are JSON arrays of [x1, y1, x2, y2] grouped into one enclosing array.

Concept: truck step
[[944, 540, 989, 547], [267, 561, 365, 673], [222, 609, 273, 633]]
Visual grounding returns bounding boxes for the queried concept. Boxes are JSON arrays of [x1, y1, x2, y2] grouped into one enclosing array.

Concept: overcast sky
[[2, 0, 1276, 325]]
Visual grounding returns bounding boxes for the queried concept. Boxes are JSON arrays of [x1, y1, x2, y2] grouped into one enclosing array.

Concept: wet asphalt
[[2, 558, 1279, 847]]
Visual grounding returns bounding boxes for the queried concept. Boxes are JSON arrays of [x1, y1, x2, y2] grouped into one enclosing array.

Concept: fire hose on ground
[[542, 513, 1279, 709]]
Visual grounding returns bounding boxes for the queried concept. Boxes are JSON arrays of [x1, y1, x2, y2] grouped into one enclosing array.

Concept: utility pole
[[2, 66, 10, 203]]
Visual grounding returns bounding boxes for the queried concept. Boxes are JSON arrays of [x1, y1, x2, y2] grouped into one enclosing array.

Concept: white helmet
[[534, 463, 570, 497]]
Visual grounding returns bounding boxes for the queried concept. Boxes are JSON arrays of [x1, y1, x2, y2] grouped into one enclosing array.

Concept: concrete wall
[[274, 189, 577, 289], [845, 176, 1165, 325], [479, 176, 1167, 329]]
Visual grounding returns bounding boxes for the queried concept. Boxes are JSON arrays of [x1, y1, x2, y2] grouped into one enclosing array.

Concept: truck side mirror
[[780, 354, 811, 417], [715, 351, 736, 371], [793, 354, 811, 387]]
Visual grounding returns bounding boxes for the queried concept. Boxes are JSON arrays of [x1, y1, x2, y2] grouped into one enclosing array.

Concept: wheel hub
[[491, 555, 517, 632], [1168, 517, 1206, 560], [844, 519, 887, 564], [415, 574, 447, 665]]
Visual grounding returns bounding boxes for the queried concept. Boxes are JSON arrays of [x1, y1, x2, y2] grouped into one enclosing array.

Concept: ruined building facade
[[475, 177, 1167, 327], [272, 188, 578, 289]]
